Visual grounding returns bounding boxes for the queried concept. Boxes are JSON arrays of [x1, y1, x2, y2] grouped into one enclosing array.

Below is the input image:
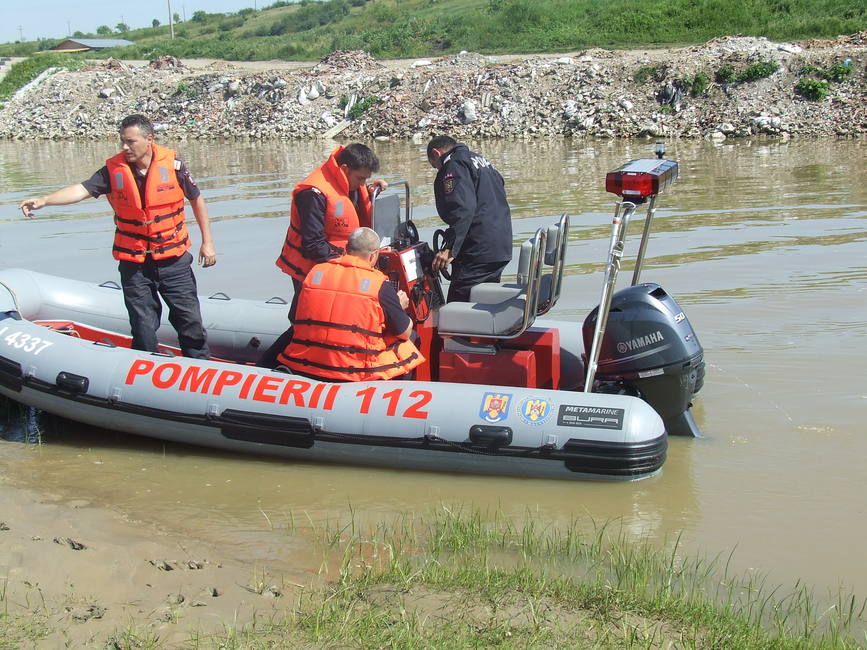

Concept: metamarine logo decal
[[557, 405, 624, 430]]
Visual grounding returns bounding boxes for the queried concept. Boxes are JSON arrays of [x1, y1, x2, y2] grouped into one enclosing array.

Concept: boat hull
[[0, 269, 667, 480]]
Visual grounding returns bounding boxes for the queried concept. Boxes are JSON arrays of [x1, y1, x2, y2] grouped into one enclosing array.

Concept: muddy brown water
[[1, 138, 865, 607]]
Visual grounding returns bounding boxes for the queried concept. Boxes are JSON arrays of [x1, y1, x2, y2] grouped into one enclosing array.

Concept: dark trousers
[[447, 259, 510, 303], [256, 277, 302, 368], [118, 252, 209, 359]]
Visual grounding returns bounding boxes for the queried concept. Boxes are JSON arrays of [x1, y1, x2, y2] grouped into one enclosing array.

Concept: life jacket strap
[[294, 318, 384, 338]]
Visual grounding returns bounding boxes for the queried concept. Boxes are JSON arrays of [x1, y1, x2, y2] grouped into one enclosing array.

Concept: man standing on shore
[[18, 113, 216, 358], [426, 135, 513, 302]]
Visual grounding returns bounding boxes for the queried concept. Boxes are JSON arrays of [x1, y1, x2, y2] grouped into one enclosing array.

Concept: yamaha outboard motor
[[581, 144, 705, 437], [583, 283, 704, 437]]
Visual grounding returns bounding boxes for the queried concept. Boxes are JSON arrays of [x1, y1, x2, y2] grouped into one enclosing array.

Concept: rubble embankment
[[0, 34, 864, 141]]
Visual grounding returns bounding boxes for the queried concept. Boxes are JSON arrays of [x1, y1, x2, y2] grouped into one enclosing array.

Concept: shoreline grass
[[282, 507, 867, 649], [27, 506, 855, 649]]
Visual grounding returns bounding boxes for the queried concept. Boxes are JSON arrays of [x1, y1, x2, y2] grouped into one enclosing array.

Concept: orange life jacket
[[277, 255, 423, 381], [107, 144, 190, 263], [276, 146, 372, 282]]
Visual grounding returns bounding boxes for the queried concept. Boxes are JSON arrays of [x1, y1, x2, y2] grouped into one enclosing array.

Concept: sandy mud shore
[[0, 475, 297, 647]]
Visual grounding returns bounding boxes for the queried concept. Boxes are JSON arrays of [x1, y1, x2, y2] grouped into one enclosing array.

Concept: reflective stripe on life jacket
[[276, 255, 423, 381], [107, 144, 190, 262], [276, 146, 372, 282]]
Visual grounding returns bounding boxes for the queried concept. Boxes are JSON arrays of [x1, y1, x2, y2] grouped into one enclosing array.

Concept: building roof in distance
[[50, 38, 133, 51]]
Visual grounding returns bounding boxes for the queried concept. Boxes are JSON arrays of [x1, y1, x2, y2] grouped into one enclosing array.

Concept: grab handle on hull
[[469, 425, 513, 447], [56, 371, 89, 395], [218, 408, 314, 449]]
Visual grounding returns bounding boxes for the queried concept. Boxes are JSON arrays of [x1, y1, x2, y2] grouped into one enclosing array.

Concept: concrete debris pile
[[79, 57, 128, 72], [800, 30, 867, 49], [0, 39, 863, 141], [149, 55, 184, 70], [312, 49, 382, 72]]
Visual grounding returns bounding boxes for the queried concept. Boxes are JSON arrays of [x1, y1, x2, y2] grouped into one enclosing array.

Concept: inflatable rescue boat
[[0, 153, 703, 480]]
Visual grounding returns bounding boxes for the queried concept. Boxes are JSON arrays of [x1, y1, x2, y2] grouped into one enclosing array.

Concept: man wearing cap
[[426, 135, 513, 302]]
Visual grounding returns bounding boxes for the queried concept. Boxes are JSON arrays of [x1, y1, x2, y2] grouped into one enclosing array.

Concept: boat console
[[371, 182, 445, 324], [371, 184, 568, 390]]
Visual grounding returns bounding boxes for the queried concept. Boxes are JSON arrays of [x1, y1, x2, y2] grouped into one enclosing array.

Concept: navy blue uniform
[[433, 144, 513, 302]]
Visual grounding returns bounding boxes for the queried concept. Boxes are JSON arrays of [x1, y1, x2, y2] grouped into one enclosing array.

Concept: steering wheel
[[432, 228, 454, 281], [398, 220, 420, 246]]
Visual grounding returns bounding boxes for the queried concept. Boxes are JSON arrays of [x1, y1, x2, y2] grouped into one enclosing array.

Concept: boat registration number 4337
[[0, 327, 54, 356]]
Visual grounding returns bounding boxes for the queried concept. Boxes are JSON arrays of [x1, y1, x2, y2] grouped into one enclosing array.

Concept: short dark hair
[[336, 143, 380, 173], [119, 114, 154, 137], [427, 135, 457, 159]]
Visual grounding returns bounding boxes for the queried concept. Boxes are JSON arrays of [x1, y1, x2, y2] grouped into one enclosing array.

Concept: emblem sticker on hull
[[557, 405, 625, 430], [479, 392, 511, 423], [517, 397, 553, 426]]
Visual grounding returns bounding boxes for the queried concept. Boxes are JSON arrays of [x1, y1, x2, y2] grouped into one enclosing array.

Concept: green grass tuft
[[735, 61, 781, 82], [686, 71, 710, 96], [348, 95, 381, 120], [816, 61, 853, 82], [795, 78, 830, 100], [715, 64, 737, 83], [634, 64, 669, 84]]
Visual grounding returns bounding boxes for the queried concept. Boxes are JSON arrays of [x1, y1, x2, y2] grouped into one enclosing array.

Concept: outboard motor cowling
[[583, 283, 704, 437]]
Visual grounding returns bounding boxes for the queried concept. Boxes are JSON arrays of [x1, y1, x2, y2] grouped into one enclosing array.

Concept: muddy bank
[[0, 34, 864, 142], [0, 476, 302, 647]]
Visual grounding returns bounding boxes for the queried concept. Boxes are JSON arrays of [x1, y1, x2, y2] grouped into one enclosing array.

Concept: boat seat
[[437, 227, 546, 338], [469, 213, 569, 316], [371, 192, 402, 246], [536, 212, 569, 315]]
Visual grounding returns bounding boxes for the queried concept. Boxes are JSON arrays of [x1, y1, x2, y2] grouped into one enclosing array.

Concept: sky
[[1, 0, 262, 45]]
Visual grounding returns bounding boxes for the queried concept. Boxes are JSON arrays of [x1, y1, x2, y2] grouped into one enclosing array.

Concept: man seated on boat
[[258, 143, 388, 367], [275, 227, 424, 382], [426, 135, 514, 302], [17, 114, 216, 359]]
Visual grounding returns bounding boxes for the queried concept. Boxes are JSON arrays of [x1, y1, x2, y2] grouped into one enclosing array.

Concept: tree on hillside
[[191, 11, 208, 23], [73, 30, 85, 38], [116, 23, 129, 33], [96, 25, 112, 36], [152, 19, 160, 28], [173, 12, 181, 23]]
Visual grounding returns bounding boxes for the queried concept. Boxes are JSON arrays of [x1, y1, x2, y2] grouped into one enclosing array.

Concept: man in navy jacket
[[426, 135, 513, 302]]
